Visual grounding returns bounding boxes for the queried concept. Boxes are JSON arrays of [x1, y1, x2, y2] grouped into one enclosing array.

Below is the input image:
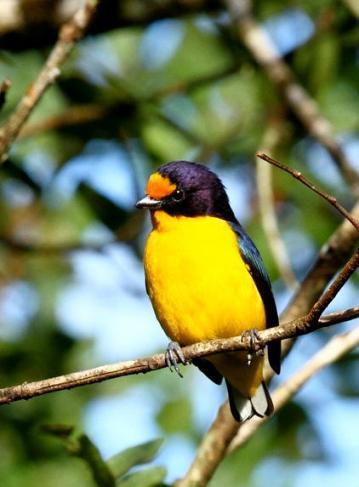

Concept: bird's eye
[[172, 189, 184, 202]]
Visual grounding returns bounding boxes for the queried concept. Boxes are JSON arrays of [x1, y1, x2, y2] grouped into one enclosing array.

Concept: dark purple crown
[[157, 160, 237, 223]]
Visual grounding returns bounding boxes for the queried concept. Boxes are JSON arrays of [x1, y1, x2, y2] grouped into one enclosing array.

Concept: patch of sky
[[254, 459, 298, 487], [183, 145, 206, 162], [139, 19, 184, 70], [56, 243, 164, 362], [76, 36, 122, 86], [51, 139, 136, 208], [321, 280, 358, 315], [161, 94, 198, 130], [125, 138, 152, 198], [0, 281, 38, 341], [264, 8, 315, 56], [262, 334, 359, 486], [1, 179, 34, 207], [22, 149, 57, 186], [282, 229, 316, 276], [194, 15, 219, 34], [293, 399, 359, 487], [295, 138, 346, 189], [81, 222, 114, 244], [342, 133, 359, 172], [190, 370, 225, 432], [212, 162, 253, 223], [155, 435, 196, 483], [281, 335, 337, 396], [209, 87, 238, 120], [84, 385, 161, 458]]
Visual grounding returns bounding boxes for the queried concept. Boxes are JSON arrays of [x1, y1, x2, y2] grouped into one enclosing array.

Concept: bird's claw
[[242, 329, 264, 366], [165, 341, 187, 378]]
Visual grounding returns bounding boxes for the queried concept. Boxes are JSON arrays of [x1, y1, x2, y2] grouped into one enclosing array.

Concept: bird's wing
[[230, 222, 281, 374]]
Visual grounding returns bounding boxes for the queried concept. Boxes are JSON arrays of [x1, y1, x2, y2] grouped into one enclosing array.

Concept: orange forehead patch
[[146, 172, 176, 199]]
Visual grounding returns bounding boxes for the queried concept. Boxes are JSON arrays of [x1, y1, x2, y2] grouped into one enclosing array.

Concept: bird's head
[[136, 160, 237, 222]]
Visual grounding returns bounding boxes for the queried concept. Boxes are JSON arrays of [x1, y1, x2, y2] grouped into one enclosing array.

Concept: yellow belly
[[144, 211, 266, 346]]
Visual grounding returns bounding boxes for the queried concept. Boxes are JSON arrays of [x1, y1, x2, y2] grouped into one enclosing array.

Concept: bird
[[136, 160, 281, 422]]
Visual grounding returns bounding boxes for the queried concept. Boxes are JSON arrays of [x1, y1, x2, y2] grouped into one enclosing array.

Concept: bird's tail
[[226, 380, 274, 422]]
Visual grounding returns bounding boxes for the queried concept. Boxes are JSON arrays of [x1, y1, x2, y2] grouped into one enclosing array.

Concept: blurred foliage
[[40, 425, 166, 487], [0, 0, 358, 486]]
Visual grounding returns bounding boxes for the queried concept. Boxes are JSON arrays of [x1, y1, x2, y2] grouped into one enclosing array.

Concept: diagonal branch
[[228, 326, 359, 452], [257, 153, 359, 232], [0, 0, 99, 163], [306, 250, 358, 322], [224, 0, 359, 194], [0, 306, 357, 407]]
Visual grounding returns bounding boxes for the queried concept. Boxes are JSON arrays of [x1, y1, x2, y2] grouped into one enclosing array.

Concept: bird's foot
[[242, 329, 264, 366], [165, 341, 187, 378]]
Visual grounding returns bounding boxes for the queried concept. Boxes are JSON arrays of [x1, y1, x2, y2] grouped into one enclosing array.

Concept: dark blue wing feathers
[[230, 222, 281, 374]]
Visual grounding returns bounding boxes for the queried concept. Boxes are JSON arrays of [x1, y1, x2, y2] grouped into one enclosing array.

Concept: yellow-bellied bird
[[136, 161, 281, 422]]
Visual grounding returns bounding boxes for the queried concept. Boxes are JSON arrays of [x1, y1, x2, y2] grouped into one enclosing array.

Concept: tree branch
[[0, 235, 114, 255], [18, 104, 110, 139], [0, 306, 357, 407], [0, 0, 99, 163], [228, 326, 359, 452], [257, 153, 359, 232], [256, 121, 298, 290], [224, 0, 359, 195]]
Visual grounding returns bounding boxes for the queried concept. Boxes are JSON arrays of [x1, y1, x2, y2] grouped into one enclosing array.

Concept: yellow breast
[[144, 211, 266, 345]]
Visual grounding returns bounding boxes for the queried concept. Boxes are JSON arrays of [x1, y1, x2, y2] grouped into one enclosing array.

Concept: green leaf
[[43, 428, 115, 487], [156, 398, 192, 435], [72, 434, 115, 487], [115, 467, 167, 487], [107, 439, 164, 480]]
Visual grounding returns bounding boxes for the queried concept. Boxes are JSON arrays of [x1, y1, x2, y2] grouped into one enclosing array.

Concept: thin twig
[[228, 326, 359, 452], [0, 306, 357, 407], [175, 201, 359, 487], [256, 123, 298, 290], [0, 0, 99, 163], [18, 104, 110, 139], [318, 307, 359, 326], [257, 153, 359, 232], [224, 0, 359, 194], [0, 236, 111, 255]]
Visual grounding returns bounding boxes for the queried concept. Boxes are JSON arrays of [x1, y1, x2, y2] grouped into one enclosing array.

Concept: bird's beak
[[135, 195, 162, 209]]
